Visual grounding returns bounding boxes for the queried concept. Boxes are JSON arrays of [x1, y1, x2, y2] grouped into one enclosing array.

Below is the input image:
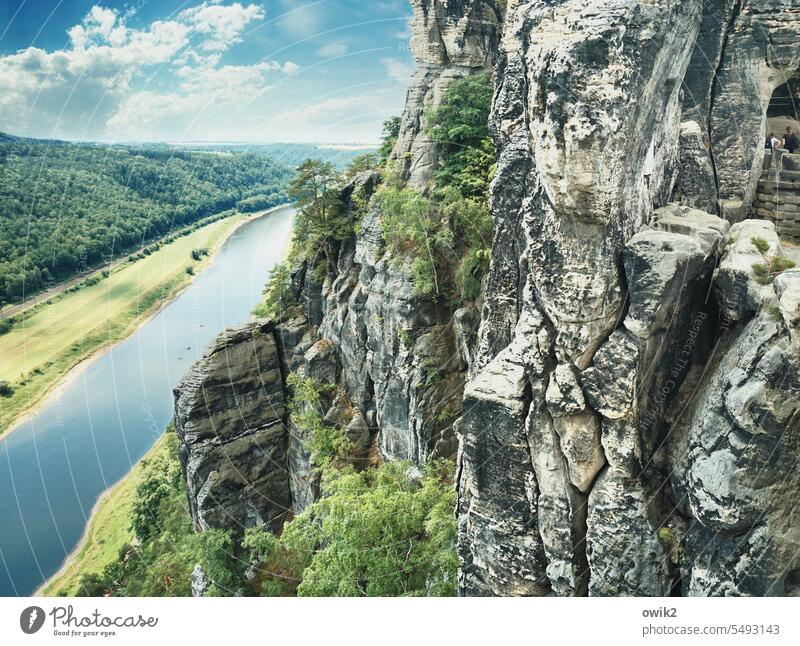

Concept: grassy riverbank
[[0, 210, 252, 435], [38, 434, 170, 597]]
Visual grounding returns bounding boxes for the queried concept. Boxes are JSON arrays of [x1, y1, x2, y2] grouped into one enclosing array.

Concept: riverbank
[[0, 205, 288, 437], [37, 434, 170, 597], [31, 208, 296, 596]]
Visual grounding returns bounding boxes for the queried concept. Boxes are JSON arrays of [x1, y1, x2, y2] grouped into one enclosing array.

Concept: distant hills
[[0, 132, 294, 305]]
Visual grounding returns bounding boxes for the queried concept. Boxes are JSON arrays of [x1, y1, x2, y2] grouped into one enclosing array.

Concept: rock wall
[[174, 320, 291, 534], [459, 0, 800, 597], [393, 0, 504, 189], [173, 0, 800, 598]]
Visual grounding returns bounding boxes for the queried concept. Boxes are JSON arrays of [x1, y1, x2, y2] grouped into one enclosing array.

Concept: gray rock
[[715, 220, 782, 322], [173, 320, 291, 535], [191, 564, 210, 597]]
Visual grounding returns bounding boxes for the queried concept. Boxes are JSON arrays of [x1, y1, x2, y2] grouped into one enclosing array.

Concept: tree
[[426, 73, 495, 200], [288, 159, 348, 270], [256, 460, 458, 597], [379, 116, 402, 163]]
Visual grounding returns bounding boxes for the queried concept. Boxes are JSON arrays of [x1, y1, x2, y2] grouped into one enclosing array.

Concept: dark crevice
[[706, 0, 744, 216]]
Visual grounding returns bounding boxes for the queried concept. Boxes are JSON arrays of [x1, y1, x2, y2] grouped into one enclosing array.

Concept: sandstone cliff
[[174, 0, 800, 597]]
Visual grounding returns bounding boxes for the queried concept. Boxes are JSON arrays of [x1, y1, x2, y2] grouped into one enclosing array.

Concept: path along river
[[0, 206, 294, 596]]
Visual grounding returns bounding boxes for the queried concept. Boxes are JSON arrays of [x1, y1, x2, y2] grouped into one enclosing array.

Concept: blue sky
[[0, 1, 415, 143]]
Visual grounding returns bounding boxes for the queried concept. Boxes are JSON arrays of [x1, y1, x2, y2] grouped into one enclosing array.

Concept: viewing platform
[[754, 150, 800, 243]]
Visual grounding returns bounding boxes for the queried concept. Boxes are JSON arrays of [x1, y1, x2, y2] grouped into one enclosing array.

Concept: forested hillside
[[179, 143, 377, 171], [0, 134, 292, 305]]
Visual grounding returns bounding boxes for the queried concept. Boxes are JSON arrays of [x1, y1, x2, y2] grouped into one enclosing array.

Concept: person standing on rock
[[782, 126, 799, 153], [769, 132, 782, 170], [767, 132, 780, 150]]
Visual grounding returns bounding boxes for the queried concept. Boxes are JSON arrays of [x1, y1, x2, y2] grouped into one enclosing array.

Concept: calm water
[[0, 206, 294, 596]]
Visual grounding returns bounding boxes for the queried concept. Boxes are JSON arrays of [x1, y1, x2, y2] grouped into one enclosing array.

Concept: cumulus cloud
[[0, 1, 296, 140], [182, 1, 264, 52]]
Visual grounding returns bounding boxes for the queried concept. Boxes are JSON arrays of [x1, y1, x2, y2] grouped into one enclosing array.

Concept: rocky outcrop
[[678, 0, 800, 220], [458, 0, 800, 597], [392, 0, 504, 188], [174, 320, 291, 534]]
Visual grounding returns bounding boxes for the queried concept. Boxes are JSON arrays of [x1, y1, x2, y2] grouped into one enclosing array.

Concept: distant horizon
[[0, 128, 381, 147]]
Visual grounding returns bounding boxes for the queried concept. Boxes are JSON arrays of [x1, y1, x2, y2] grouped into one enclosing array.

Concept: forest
[[0, 133, 293, 305]]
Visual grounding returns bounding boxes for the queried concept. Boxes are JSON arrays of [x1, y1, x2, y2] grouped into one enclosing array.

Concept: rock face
[[457, 0, 800, 597], [393, 0, 504, 189], [173, 0, 800, 598], [174, 320, 291, 534], [679, 0, 800, 220]]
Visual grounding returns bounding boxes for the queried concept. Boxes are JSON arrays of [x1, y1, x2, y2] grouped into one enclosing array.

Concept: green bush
[[377, 169, 439, 297], [426, 72, 495, 200], [245, 460, 458, 597], [0, 318, 12, 335], [378, 116, 402, 164]]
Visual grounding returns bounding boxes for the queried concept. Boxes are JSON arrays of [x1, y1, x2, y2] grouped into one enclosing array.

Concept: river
[[0, 206, 295, 596]]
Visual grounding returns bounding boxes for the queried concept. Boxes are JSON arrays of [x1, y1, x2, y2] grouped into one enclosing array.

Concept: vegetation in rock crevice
[[376, 72, 495, 301]]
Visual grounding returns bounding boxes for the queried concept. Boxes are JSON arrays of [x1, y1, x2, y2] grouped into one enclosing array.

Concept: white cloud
[[266, 87, 404, 142], [0, 2, 293, 140], [181, 1, 265, 52], [381, 57, 413, 82], [317, 42, 349, 58]]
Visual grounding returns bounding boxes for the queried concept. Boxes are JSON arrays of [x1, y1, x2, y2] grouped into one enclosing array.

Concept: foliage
[[288, 160, 349, 268], [200, 529, 246, 596], [245, 460, 458, 597], [752, 249, 796, 285], [130, 433, 183, 544], [0, 135, 291, 305], [426, 73, 495, 200], [252, 262, 297, 319], [344, 153, 380, 179], [751, 236, 771, 254], [379, 116, 402, 164], [438, 187, 493, 301], [0, 318, 12, 336], [376, 169, 439, 297], [375, 75, 495, 301], [287, 373, 351, 466], [0, 380, 13, 397], [76, 430, 202, 597]]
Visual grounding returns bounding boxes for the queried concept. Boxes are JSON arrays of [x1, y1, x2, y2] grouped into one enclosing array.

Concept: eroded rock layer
[[174, 320, 291, 534], [173, 0, 800, 597]]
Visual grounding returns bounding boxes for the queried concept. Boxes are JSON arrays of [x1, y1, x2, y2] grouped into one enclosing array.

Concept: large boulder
[[174, 320, 291, 534]]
